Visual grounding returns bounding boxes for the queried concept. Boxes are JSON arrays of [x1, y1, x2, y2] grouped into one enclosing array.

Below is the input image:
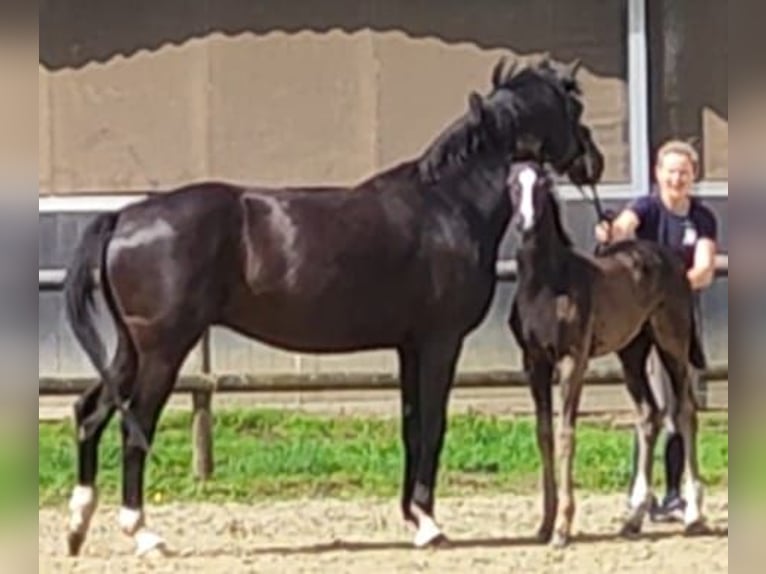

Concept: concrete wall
[[39, 0, 632, 194]]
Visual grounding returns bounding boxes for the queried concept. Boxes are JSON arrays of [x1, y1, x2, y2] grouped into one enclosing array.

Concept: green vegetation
[[39, 409, 728, 507]]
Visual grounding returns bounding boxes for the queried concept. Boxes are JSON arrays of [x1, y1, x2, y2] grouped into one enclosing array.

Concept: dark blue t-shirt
[[627, 193, 718, 269]]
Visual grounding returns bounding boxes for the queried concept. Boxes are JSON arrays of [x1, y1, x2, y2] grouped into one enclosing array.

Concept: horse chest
[[519, 291, 582, 351]]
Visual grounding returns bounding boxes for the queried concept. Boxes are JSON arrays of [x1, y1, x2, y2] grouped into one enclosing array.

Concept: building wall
[[39, 0, 632, 194]]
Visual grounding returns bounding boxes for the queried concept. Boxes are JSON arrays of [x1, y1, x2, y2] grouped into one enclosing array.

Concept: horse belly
[[220, 287, 410, 353], [589, 299, 650, 357]]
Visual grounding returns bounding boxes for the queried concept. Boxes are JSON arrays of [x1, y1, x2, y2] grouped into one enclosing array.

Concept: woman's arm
[[687, 238, 717, 290], [594, 209, 640, 243]]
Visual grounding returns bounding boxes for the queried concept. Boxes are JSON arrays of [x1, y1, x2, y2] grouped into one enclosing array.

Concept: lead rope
[[577, 183, 615, 255]]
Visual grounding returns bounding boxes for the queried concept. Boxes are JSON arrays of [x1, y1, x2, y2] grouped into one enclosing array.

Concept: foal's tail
[[64, 213, 149, 450]]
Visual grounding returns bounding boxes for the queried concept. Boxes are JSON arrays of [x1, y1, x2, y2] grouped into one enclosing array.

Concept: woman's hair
[[656, 139, 700, 176]]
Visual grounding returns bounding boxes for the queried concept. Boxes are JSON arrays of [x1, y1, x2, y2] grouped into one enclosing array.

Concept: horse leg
[[397, 343, 421, 526], [617, 333, 659, 536], [528, 358, 557, 543], [408, 335, 462, 547], [655, 348, 705, 532], [651, 308, 706, 531], [67, 335, 135, 556], [677, 383, 705, 532], [551, 354, 587, 548], [117, 350, 184, 557], [66, 383, 114, 555]]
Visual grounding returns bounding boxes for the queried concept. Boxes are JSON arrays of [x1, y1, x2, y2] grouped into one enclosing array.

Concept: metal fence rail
[[39, 254, 728, 290]]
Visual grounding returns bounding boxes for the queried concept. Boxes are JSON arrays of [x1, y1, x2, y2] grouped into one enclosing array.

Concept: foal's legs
[[617, 333, 659, 535], [552, 354, 588, 548], [652, 308, 705, 531], [408, 335, 462, 547], [397, 344, 421, 526], [655, 348, 705, 531], [528, 358, 557, 542]]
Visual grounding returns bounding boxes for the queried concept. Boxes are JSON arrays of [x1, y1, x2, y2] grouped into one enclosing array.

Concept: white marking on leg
[[518, 167, 537, 231], [68, 485, 97, 533], [683, 477, 704, 526], [118, 507, 144, 535], [118, 507, 169, 556], [413, 514, 442, 547], [629, 472, 649, 509], [409, 503, 443, 547]]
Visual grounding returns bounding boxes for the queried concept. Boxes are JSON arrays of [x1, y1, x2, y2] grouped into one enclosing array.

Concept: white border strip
[[39, 194, 148, 213], [38, 182, 728, 215]]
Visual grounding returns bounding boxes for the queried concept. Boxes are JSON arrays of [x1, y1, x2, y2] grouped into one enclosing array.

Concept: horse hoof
[[536, 525, 554, 543], [619, 519, 643, 538], [550, 531, 569, 549], [413, 519, 444, 548], [683, 519, 709, 536], [415, 532, 449, 548], [138, 545, 173, 559], [134, 530, 170, 557], [67, 531, 85, 556]]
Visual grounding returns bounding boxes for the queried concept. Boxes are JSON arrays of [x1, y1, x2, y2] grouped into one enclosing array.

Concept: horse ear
[[468, 91, 485, 121], [491, 57, 506, 88], [567, 59, 582, 79], [502, 60, 518, 85]]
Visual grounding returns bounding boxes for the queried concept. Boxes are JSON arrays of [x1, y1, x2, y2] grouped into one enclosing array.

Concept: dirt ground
[[39, 490, 728, 573]]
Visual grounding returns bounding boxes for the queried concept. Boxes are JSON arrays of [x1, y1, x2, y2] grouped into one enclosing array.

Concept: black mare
[[506, 161, 706, 548], [63, 58, 603, 556]]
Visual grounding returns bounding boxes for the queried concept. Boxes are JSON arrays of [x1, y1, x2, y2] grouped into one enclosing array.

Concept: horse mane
[[417, 107, 510, 183], [417, 58, 581, 183], [495, 58, 582, 96]]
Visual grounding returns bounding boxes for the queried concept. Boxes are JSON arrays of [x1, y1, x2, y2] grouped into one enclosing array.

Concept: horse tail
[[64, 212, 149, 450]]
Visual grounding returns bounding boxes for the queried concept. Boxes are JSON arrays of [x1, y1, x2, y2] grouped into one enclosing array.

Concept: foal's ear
[[468, 92, 486, 121]]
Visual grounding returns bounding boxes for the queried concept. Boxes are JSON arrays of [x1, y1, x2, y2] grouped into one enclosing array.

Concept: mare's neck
[[440, 156, 511, 226]]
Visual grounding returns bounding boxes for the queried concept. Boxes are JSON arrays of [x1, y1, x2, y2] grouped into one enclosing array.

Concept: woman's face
[[656, 151, 696, 202]]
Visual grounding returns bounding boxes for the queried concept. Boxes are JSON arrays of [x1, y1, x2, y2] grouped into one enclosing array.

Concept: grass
[[38, 409, 729, 507], [1, 435, 37, 517]]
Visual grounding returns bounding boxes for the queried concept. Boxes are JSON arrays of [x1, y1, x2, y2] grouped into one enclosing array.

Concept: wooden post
[[694, 371, 709, 411], [192, 390, 213, 480], [192, 328, 213, 480]]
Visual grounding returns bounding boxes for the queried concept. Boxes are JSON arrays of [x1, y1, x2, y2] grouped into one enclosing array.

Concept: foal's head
[[507, 161, 573, 246]]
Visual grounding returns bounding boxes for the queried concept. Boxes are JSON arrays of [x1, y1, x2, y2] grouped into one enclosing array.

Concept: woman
[[595, 140, 718, 521]]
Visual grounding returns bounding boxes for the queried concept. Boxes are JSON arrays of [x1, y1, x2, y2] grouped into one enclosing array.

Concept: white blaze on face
[[518, 167, 538, 231]]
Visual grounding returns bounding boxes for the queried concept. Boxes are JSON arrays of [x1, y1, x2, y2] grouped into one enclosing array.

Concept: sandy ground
[[39, 491, 728, 573], [38, 382, 729, 572]]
